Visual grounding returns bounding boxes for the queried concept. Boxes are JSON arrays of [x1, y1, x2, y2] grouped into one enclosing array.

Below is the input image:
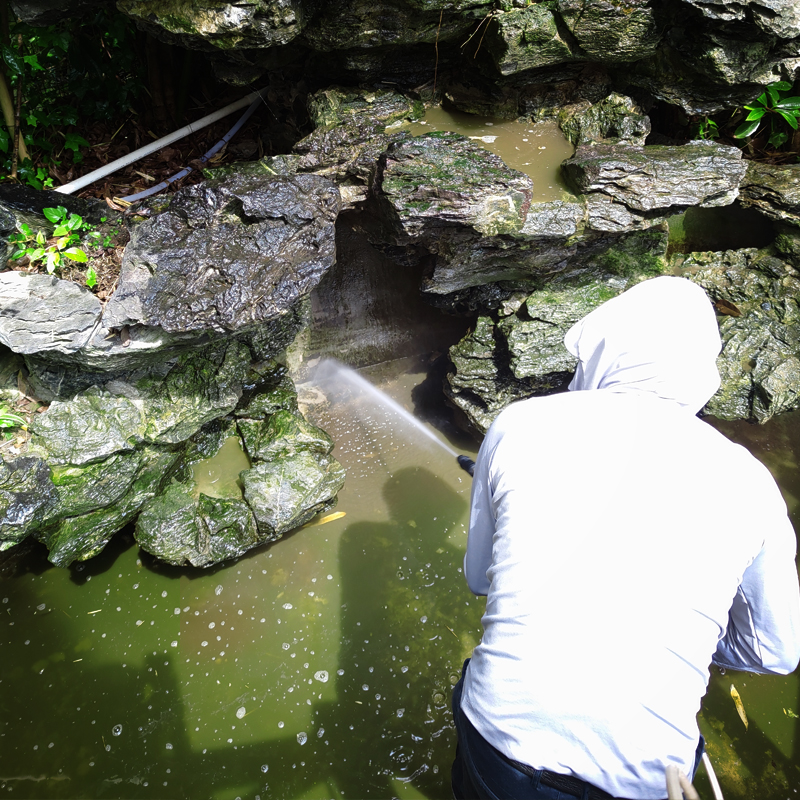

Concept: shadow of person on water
[[249, 465, 479, 799]]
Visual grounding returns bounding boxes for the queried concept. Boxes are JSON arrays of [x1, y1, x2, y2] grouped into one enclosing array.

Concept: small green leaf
[[35, 230, 46, 245], [776, 97, 800, 110], [85, 265, 97, 288], [42, 207, 62, 223], [45, 251, 58, 273], [767, 85, 780, 104], [53, 224, 69, 236], [63, 247, 88, 263], [745, 108, 766, 121], [29, 247, 45, 262], [23, 54, 43, 71], [769, 131, 789, 149], [772, 80, 792, 91], [19, 223, 33, 236]]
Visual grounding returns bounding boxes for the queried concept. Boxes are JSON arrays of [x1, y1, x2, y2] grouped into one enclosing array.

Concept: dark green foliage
[[0, 9, 144, 187]]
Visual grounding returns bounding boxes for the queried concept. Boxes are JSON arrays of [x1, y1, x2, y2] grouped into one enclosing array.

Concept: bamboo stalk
[[10, 31, 21, 176], [0, 70, 27, 162]]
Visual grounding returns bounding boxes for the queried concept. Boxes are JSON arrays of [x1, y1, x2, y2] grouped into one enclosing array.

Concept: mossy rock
[[242, 452, 346, 539]]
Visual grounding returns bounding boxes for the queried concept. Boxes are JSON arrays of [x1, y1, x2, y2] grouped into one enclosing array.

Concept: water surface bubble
[[313, 670, 329, 683], [236, 707, 246, 719], [261, 765, 269, 773], [166, 743, 173, 750], [282, 603, 293, 610], [112, 725, 122, 736], [215, 585, 223, 596], [297, 732, 308, 745], [36, 603, 46, 611]]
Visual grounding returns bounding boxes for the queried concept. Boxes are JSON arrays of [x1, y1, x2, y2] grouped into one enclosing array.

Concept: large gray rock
[[738, 161, 800, 227], [104, 172, 341, 334], [556, 0, 661, 62], [681, 0, 800, 39], [380, 132, 535, 238], [0, 272, 102, 356], [481, 4, 575, 75], [117, 0, 311, 50], [563, 141, 747, 231]]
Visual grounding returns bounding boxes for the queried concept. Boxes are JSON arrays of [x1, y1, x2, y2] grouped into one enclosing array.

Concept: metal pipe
[[54, 89, 265, 195]]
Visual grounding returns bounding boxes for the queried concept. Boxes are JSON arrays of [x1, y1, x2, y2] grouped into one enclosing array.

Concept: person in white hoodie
[[452, 276, 800, 800]]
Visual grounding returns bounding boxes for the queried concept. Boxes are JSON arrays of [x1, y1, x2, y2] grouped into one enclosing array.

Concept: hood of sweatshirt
[[563, 276, 721, 414]]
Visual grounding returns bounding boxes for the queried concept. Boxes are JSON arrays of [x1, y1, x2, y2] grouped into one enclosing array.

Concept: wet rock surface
[[739, 162, 800, 228], [104, 172, 340, 334], [679, 246, 800, 423], [445, 279, 632, 434], [6, 342, 344, 567], [0, 272, 102, 356], [0, 456, 58, 550], [564, 141, 747, 231]]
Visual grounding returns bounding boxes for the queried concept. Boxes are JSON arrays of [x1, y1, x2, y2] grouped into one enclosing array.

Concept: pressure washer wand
[[457, 455, 476, 477]]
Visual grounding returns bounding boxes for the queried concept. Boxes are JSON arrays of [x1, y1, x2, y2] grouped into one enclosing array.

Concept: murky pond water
[[397, 107, 575, 202], [1, 357, 798, 799]]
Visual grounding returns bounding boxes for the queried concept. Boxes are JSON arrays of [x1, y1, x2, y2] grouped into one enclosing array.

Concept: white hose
[[702, 752, 725, 800], [54, 89, 265, 195]]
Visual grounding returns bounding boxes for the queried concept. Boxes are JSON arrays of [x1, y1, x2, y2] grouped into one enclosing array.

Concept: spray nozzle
[[457, 455, 476, 477]]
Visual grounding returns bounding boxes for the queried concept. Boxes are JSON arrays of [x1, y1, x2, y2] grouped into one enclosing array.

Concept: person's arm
[[714, 516, 800, 675], [463, 436, 496, 596]]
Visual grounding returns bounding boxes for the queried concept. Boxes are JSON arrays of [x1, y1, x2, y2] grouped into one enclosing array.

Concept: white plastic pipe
[[54, 89, 265, 195]]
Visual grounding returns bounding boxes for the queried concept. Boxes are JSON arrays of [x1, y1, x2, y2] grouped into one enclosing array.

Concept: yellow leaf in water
[[303, 511, 347, 528], [731, 684, 748, 730]]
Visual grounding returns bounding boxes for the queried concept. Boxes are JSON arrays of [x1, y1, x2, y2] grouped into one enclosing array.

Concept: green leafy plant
[[0, 10, 144, 188], [695, 117, 719, 140], [8, 205, 97, 285], [734, 81, 800, 149], [0, 405, 26, 431]]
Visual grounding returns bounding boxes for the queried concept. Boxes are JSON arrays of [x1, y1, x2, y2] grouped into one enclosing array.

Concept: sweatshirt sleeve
[[463, 434, 496, 596], [714, 515, 800, 675]]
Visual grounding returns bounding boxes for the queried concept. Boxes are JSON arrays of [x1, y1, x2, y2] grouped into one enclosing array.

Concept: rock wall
[[4, 3, 800, 567]]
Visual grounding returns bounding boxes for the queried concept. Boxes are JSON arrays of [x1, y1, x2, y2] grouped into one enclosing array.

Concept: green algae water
[[0, 357, 481, 800], [1, 358, 799, 799], [398, 108, 575, 202]]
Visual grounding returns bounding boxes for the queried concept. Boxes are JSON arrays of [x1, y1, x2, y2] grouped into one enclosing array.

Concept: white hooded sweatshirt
[[462, 277, 800, 798]]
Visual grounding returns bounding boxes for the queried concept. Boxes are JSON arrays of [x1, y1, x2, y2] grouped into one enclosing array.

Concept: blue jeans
[[450, 659, 704, 800]]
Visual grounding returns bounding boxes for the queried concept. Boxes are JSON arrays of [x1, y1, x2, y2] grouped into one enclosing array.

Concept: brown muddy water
[[396, 108, 575, 202], [1, 356, 798, 799]]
